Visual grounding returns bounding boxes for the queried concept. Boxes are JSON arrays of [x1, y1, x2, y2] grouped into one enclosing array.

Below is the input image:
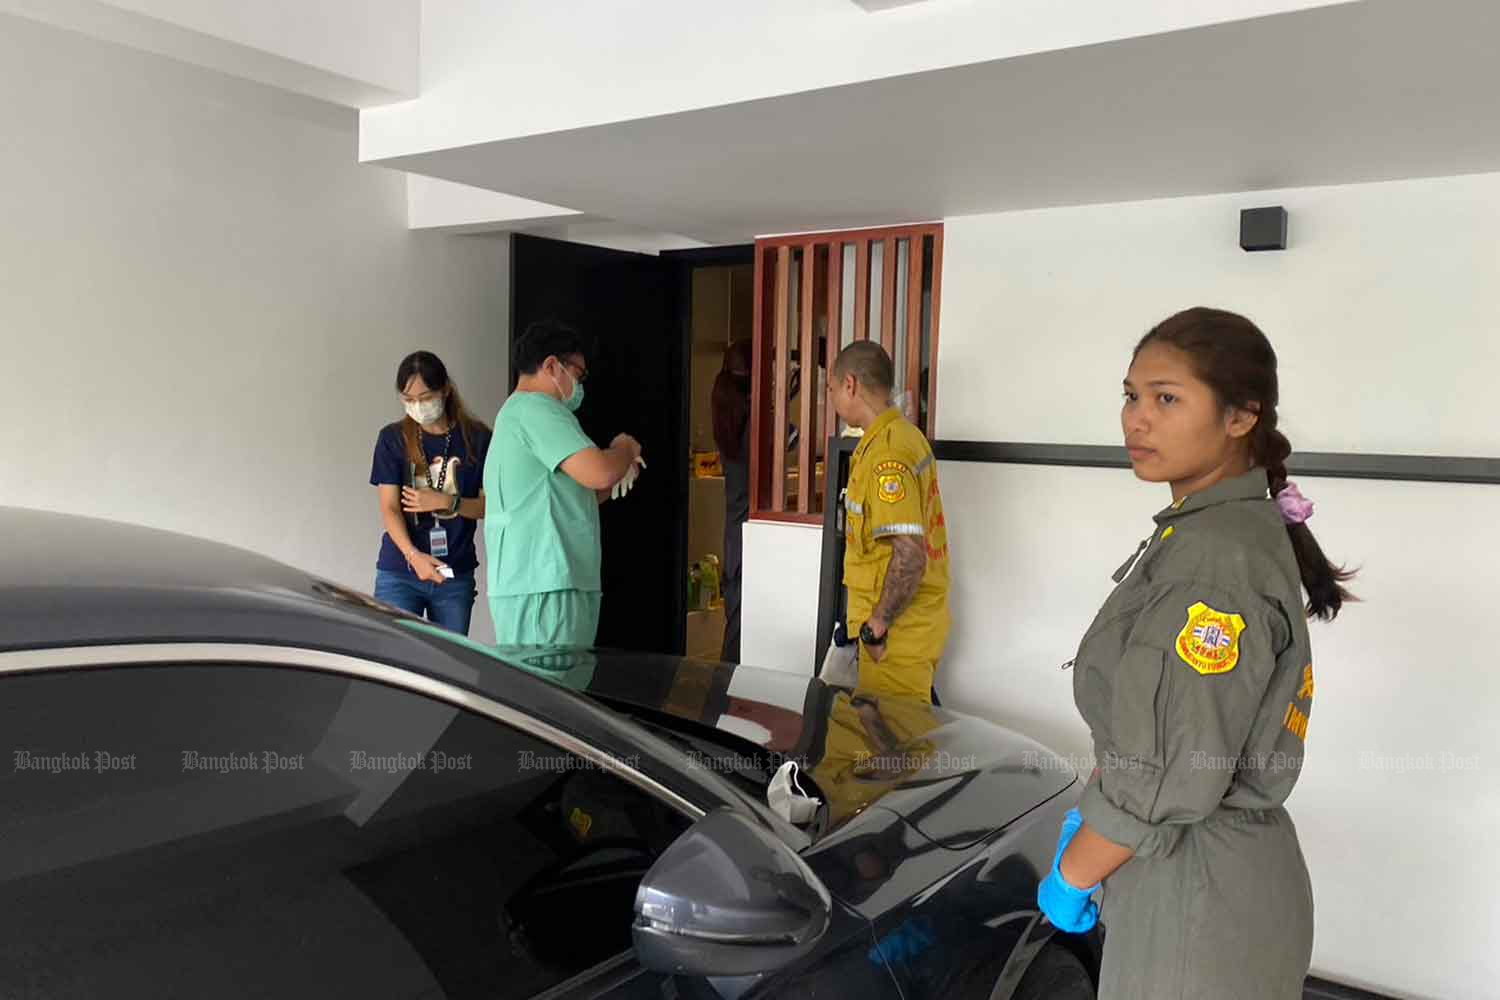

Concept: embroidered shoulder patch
[[875, 461, 910, 504], [1175, 602, 1246, 675]]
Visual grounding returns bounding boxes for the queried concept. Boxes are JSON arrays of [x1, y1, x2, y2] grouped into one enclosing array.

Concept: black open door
[[509, 234, 685, 654]]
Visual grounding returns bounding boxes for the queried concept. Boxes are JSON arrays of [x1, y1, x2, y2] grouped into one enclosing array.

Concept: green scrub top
[[483, 391, 601, 599]]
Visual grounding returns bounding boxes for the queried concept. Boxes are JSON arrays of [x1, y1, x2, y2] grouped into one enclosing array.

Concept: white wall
[[361, 0, 1343, 160], [0, 13, 510, 642], [741, 520, 826, 675], [938, 173, 1500, 454], [743, 172, 1500, 998]]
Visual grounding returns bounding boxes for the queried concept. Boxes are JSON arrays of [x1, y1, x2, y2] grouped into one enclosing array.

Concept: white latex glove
[[820, 639, 859, 688], [611, 457, 647, 500]]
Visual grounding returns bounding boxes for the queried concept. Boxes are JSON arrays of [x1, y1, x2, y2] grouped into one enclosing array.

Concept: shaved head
[[833, 341, 894, 394]]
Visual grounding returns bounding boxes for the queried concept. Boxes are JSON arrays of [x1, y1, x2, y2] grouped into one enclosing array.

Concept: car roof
[[0, 506, 825, 758], [0, 507, 844, 839], [1, 508, 1068, 850], [1, 506, 431, 653]]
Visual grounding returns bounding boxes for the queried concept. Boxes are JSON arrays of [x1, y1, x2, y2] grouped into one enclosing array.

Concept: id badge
[[428, 525, 449, 558]]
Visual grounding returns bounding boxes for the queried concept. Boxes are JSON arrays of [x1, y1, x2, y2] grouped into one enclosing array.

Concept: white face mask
[[767, 760, 821, 825], [404, 397, 445, 426]]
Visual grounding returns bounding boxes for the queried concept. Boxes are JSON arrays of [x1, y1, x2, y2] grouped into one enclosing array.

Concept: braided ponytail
[[1136, 308, 1357, 621], [1250, 418, 1354, 620]]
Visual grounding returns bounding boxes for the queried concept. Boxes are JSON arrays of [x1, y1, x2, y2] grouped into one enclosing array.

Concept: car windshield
[[389, 620, 823, 842], [392, 619, 602, 691]]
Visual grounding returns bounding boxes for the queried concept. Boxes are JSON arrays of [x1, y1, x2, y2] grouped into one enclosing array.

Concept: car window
[[391, 620, 821, 847], [0, 662, 692, 999]]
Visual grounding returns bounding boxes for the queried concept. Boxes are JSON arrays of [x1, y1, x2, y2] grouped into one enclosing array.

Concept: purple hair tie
[[1275, 481, 1315, 525]]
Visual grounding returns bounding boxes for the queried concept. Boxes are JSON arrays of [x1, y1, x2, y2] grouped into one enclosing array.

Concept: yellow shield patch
[[875, 461, 909, 504], [1175, 602, 1246, 675]]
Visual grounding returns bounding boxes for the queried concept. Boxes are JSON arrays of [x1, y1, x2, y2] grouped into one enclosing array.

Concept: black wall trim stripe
[[931, 441, 1500, 485], [1303, 976, 1396, 1000]]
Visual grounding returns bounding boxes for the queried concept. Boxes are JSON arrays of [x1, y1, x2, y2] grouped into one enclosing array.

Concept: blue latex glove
[[1037, 807, 1100, 933], [1053, 807, 1085, 868]]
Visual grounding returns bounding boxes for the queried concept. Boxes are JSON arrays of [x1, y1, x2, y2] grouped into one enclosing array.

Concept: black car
[[0, 508, 1101, 999]]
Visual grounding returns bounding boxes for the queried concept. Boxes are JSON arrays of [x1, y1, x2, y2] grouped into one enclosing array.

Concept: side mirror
[[633, 809, 832, 977]]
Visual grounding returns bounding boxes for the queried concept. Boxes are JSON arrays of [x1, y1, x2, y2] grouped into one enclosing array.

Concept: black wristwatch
[[859, 621, 888, 646]]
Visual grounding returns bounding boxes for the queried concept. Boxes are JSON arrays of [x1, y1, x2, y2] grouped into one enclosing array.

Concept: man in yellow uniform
[[827, 342, 951, 702]]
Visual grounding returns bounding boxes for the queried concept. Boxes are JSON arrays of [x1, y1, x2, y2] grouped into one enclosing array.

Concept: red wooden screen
[[749, 223, 944, 522]]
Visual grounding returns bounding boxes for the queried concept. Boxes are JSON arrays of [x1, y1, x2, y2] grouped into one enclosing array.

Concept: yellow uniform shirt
[[843, 408, 951, 700]]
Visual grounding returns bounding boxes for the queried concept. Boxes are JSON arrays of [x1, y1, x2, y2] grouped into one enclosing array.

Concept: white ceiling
[[368, 0, 1500, 243]]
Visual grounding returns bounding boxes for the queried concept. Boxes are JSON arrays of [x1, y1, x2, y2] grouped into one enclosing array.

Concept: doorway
[[682, 262, 754, 660], [509, 235, 753, 658]]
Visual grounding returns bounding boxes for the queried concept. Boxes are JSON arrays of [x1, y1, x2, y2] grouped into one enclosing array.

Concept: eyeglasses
[[563, 360, 589, 384]]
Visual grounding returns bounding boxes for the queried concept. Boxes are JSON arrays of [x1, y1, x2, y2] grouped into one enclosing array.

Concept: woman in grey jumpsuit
[[1036, 308, 1356, 1000]]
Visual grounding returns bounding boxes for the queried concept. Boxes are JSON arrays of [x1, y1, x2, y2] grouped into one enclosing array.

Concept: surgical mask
[[767, 760, 821, 825], [404, 397, 445, 425], [552, 366, 585, 412]]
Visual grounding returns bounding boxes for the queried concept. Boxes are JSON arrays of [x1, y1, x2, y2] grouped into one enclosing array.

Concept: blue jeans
[[374, 569, 477, 635]]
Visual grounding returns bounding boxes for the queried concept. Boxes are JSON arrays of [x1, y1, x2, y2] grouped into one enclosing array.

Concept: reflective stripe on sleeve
[[873, 524, 924, 537]]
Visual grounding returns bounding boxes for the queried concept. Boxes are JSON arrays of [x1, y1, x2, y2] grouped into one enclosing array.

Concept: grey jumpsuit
[[1072, 468, 1317, 1000]]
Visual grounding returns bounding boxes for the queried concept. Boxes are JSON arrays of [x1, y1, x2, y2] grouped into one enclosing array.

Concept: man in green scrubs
[[484, 321, 643, 646]]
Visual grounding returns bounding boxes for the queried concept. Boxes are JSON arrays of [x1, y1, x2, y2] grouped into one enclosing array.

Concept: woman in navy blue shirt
[[370, 351, 492, 634]]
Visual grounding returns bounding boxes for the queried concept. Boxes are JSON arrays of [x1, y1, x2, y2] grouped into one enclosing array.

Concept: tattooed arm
[[868, 535, 927, 643]]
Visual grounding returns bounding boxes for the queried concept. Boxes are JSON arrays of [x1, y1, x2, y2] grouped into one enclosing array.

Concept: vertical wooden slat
[[853, 241, 870, 342], [772, 247, 791, 512], [905, 237, 922, 424], [824, 242, 842, 449], [750, 244, 767, 515], [880, 236, 897, 355], [797, 247, 816, 514], [752, 224, 944, 519], [926, 229, 945, 439]]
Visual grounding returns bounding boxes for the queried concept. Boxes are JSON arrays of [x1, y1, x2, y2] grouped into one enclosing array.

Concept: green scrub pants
[[490, 589, 602, 648]]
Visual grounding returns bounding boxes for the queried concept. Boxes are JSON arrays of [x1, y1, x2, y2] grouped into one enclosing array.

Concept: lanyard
[[412, 428, 453, 529]]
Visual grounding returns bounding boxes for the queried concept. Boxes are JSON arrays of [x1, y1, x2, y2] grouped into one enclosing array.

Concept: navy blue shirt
[[370, 421, 492, 576]]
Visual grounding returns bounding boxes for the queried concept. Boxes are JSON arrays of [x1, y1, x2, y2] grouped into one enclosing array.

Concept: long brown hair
[[712, 340, 754, 461], [1134, 308, 1356, 621], [395, 351, 489, 469]]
